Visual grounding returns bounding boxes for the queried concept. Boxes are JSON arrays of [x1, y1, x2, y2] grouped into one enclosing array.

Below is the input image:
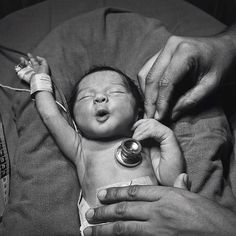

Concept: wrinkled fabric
[[0, 1, 235, 236]]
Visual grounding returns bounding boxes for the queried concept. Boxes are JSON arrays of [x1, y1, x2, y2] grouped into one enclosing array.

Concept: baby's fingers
[[36, 56, 48, 66], [20, 57, 29, 67], [132, 119, 149, 130], [27, 53, 39, 66], [132, 124, 153, 141], [132, 130, 151, 141]]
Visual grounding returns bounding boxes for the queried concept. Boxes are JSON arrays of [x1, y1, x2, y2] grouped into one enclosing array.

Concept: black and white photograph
[[0, 0, 236, 235]]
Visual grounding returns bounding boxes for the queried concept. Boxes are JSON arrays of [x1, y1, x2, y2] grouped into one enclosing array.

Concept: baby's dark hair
[[69, 66, 144, 118]]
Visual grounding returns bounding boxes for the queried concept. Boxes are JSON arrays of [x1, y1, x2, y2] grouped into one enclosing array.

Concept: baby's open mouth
[[96, 109, 110, 122]]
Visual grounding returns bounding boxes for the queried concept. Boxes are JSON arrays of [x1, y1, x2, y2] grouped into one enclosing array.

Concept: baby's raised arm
[[18, 54, 81, 164], [132, 118, 185, 186]]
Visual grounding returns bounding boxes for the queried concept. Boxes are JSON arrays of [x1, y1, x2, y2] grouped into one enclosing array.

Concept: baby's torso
[[77, 138, 158, 207]]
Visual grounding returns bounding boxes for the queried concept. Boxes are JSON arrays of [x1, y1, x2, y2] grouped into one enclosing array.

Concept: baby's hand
[[132, 119, 184, 186], [21, 53, 49, 75], [132, 118, 174, 143], [17, 54, 49, 83]]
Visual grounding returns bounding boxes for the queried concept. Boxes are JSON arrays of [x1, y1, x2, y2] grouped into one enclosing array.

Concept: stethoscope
[[115, 138, 142, 167]]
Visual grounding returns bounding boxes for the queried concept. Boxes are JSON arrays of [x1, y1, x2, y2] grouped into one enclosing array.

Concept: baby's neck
[[82, 136, 128, 151]]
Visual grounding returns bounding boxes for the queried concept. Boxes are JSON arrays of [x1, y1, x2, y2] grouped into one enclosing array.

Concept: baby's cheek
[[75, 103, 90, 116]]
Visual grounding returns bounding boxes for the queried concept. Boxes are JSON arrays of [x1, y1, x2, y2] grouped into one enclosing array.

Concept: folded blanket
[[1, 6, 235, 236]]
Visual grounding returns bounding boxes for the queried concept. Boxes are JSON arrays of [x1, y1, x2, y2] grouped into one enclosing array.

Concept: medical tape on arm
[[30, 73, 53, 97], [16, 65, 36, 83]]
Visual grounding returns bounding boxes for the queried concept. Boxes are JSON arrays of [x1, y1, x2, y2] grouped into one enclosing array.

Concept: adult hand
[[138, 30, 236, 120], [84, 185, 236, 236]]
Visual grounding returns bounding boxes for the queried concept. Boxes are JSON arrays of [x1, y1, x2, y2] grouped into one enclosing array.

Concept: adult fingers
[[97, 185, 169, 204], [143, 46, 174, 118], [155, 41, 200, 120], [173, 173, 190, 190], [138, 51, 160, 93], [143, 36, 181, 119], [84, 221, 148, 236], [171, 73, 218, 120], [86, 201, 150, 224]]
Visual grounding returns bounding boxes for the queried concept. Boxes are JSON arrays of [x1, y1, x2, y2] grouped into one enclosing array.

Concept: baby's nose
[[93, 94, 108, 104]]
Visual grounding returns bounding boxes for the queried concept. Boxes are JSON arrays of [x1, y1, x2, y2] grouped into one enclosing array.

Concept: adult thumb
[[173, 173, 190, 190]]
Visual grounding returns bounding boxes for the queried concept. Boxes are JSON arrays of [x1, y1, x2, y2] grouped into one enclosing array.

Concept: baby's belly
[[82, 148, 157, 207]]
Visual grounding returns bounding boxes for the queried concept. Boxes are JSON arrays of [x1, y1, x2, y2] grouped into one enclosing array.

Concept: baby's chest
[[83, 146, 152, 185], [85, 147, 121, 175]]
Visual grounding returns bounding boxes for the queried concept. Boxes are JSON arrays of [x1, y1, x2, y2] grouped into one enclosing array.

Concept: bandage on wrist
[[30, 73, 53, 97], [16, 65, 36, 83]]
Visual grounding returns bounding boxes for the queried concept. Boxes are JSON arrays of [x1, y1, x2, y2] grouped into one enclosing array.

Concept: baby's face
[[73, 70, 138, 139]]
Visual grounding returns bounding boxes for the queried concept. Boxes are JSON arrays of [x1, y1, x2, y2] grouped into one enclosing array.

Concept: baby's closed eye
[[78, 93, 94, 101], [110, 91, 125, 94], [108, 88, 126, 95]]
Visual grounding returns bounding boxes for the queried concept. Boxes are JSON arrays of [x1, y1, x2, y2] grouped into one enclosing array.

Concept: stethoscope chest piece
[[115, 138, 142, 167]]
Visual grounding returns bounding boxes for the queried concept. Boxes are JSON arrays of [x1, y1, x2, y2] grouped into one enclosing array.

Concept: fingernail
[[84, 227, 92, 236], [154, 110, 159, 120], [172, 111, 180, 121], [97, 189, 107, 200], [184, 174, 191, 189], [183, 174, 188, 184], [86, 209, 94, 219]]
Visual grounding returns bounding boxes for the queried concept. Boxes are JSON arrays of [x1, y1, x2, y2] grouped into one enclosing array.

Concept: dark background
[[0, 0, 236, 25]]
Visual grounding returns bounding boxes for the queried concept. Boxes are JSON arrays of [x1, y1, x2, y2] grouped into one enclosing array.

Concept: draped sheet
[[0, 1, 235, 235]]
